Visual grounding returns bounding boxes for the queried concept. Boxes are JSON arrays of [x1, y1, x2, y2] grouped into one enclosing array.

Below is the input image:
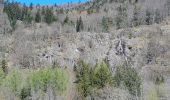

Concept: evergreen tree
[[115, 3, 128, 29], [114, 66, 141, 96], [93, 61, 113, 88], [23, 11, 33, 24], [4, 1, 21, 30], [76, 61, 92, 97], [41, 6, 46, 15], [145, 9, 153, 25], [75, 61, 113, 97], [44, 7, 56, 24], [101, 17, 112, 32], [29, 3, 33, 10], [132, 5, 140, 27], [63, 15, 69, 24], [35, 9, 41, 23], [76, 16, 84, 32], [154, 9, 161, 24], [10, 19, 17, 30], [22, 4, 29, 20], [2, 59, 8, 75]]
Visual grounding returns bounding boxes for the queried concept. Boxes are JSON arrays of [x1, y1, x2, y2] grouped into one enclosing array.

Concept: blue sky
[[10, 0, 88, 5]]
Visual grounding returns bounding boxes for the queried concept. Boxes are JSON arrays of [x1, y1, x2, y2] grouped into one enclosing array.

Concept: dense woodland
[[3, 0, 170, 32]]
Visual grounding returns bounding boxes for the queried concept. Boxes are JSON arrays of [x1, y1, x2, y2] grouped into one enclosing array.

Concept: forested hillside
[[0, 0, 170, 100]]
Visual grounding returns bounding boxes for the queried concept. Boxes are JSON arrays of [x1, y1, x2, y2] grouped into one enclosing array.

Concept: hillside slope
[[0, 0, 170, 99]]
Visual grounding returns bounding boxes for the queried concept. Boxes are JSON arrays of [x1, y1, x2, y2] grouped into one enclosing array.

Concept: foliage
[[29, 68, 68, 93], [102, 17, 112, 32], [35, 9, 41, 23], [23, 11, 33, 24], [132, 5, 141, 27], [4, 1, 57, 27], [155, 74, 164, 85], [114, 66, 141, 96], [75, 61, 92, 97], [0, 68, 5, 85], [115, 3, 128, 29], [93, 61, 113, 88], [44, 7, 56, 24], [147, 88, 159, 100], [145, 9, 153, 25], [3, 70, 22, 95], [63, 15, 74, 26], [1, 59, 8, 75], [20, 85, 31, 100], [63, 16, 69, 24], [75, 61, 113, 97], [0, 67, 68, 99], [51, 68, 69, 92], [76, 17, 84, 32], [154, 9, 162, 24]]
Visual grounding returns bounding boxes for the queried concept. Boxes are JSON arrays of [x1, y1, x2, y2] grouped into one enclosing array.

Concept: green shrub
[[1, 59, 8, 75], [29, 68, 68, 93], [0, 67, 68, 99], [20, 86, 31, 100], [75, 61, 113, 97], [93, 61, 113, 88], [114, 66, 141, 96], [75, 61, 92, 97], [154, 73, 164, 85], [3, 70, 22, 95], [51, 68, 69, 92], [0, 68, 5, 85]]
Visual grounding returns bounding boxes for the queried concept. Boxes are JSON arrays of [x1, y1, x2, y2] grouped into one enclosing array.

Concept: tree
[[115, 4, 128, 29], [75, 61, 92, 97], [154, 9, 161, 24], [93, 61, 113, 88], [114, 66, 141, 96], [10, 19, 17, 30], [132, 5, 140, 27], [23, 11, 33, 24], [2, 59, 8, 75], [44, 7, 56, 24], [76, 16, 84, 32], [4, 1, 20, 30], [29, 3, 33, 10], [75, 61, 113, 98], [63, 15, 69, 24], [102, 17, 109, 32], [145, 9, 153, 25], [35, 9, 41, 23]]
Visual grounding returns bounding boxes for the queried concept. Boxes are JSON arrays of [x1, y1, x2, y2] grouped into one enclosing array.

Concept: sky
[[10, 0, 89, 5]]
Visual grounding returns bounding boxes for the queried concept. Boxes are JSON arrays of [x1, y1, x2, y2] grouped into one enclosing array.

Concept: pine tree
[[2, 59, 8, 75], [35, 9, 41, 23], [93, 61, 113, 88], [44, 7, 56, 24], [154, 9, 161, 24], [145, 9, 153, 25], [115, 3, 128, 29], [132, 5, 140, 27], [102, 17, 110, 32], [76, 16, 84, 32], [63, 15, 69, 24], [29, 3, 33, 10], [76, 61, 92, 97], [24, 11, 33, 24], [10, 19, 17, 30]]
